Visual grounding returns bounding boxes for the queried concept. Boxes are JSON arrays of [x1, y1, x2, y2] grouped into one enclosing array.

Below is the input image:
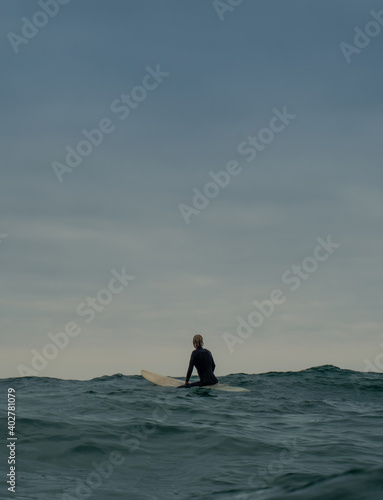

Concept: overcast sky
[[1, 0, 382, 380]]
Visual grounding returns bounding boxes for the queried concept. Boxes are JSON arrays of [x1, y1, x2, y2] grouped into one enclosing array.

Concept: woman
[[178, 334, 218, 388]]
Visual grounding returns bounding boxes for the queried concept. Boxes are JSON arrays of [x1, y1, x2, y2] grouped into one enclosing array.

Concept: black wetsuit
[[179, 347, 218, 388]]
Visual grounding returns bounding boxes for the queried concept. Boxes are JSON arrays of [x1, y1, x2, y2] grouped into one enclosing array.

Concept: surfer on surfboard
[[177, 334, 218, 388]]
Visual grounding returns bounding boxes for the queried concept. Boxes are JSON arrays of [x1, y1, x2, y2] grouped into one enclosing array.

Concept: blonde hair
[[193, 334, 204, 348]]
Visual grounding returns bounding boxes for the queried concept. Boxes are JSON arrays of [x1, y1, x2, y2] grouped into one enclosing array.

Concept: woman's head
[[193, 334, 204, 348]]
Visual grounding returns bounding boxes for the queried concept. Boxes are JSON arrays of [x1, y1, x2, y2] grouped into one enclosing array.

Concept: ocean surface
[[1, 365, 383, 500]]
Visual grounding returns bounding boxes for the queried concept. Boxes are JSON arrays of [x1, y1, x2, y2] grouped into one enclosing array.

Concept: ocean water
[[1, 365, 383, 500]]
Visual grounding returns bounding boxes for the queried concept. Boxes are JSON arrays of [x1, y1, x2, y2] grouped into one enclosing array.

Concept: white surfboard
[[141, 370, 249, 392]]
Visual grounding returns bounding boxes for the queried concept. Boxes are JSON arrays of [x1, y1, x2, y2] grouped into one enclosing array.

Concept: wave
[[1, 365, 382, 499]]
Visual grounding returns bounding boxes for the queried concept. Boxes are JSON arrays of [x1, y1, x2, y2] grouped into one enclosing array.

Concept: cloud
[[1, 0, 382, 379]]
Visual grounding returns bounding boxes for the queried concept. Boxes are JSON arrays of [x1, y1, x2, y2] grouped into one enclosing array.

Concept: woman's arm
[[185, 352, 194, 383]]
